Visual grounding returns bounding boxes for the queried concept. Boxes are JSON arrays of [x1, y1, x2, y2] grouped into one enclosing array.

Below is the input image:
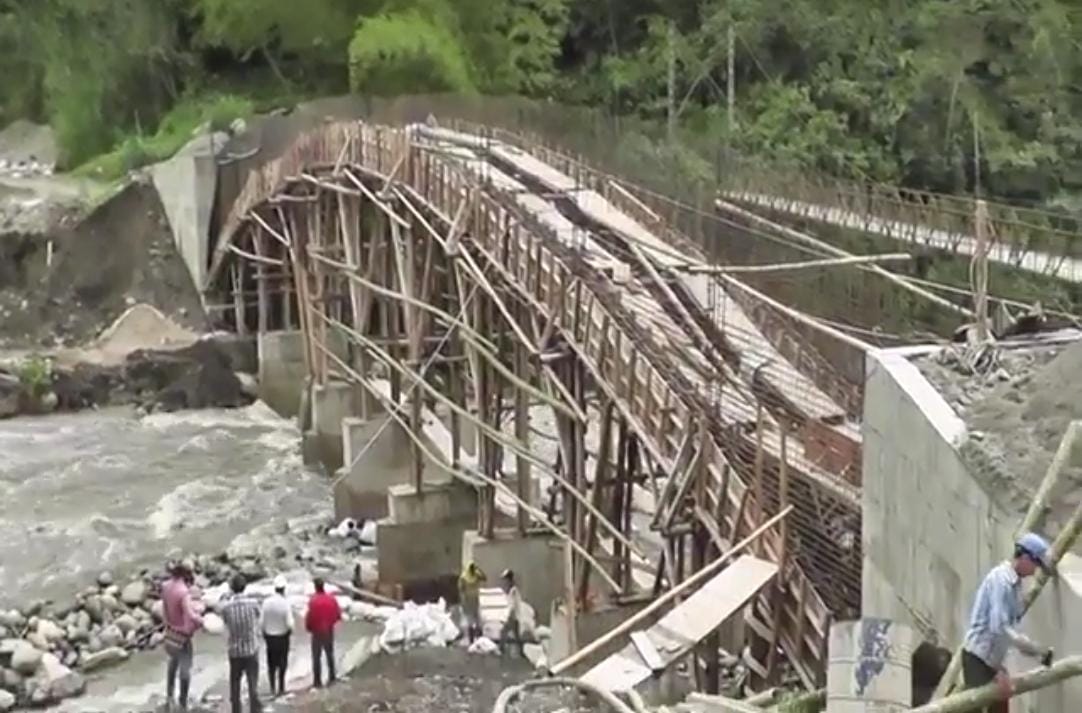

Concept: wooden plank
[[580, 555, 777, 692]]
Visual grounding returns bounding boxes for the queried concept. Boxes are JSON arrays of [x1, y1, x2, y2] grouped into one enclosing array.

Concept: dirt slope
[[0, 180, 207, 350]]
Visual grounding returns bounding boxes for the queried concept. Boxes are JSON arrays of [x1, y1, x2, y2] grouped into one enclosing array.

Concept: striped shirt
[[221, 594, 262, 658], [962, 561, 1041, 669]]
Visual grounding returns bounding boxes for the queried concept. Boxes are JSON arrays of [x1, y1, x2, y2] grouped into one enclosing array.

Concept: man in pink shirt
[[161, 560, 203, 711]]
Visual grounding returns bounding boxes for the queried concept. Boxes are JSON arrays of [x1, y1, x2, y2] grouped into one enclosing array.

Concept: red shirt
[[305, 592, 341, 636]]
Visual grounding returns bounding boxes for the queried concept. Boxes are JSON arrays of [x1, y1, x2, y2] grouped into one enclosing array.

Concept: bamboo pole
[[678, 253, 912, 274], [932, 421, 1082, 699], [548, 506, 793, 676], [912, 657, 1082, 713]]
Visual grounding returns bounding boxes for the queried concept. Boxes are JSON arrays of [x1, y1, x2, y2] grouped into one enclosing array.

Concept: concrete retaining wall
[[862, 349, 1082, 712], [151, 133, 223, 293], [461, 530, 563, 625]]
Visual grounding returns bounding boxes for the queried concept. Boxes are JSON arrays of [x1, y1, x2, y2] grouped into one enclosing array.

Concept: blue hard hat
[[1017, 532, 1052, 571]]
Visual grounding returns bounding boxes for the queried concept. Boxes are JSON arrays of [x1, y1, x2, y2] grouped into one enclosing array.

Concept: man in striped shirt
[[221, 574, 263, 713]]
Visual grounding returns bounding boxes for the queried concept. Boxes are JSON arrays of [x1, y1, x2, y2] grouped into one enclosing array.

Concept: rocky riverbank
[[0, 337, 256, 420], [0, 514, 372, 711]]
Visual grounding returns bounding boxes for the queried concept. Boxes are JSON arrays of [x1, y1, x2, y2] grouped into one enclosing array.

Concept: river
[[0, 403, 329, 607]]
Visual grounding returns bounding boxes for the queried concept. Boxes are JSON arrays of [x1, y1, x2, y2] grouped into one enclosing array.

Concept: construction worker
[[961, 532, 1055, 712], [458, 561, 487, 642], [499, 569, 523, 658]]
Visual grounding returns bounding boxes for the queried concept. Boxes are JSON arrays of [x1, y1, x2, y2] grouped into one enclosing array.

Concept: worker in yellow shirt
[[458, 561, 487, 643]]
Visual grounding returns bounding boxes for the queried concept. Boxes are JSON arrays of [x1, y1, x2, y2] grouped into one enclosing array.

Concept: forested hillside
[[1, 0, 1079, 210]]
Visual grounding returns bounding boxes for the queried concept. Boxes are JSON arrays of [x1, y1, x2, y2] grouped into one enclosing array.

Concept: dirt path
[[277, 648, 569, 713]]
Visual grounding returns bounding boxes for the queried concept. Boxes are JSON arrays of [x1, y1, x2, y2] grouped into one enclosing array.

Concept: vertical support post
[[765, 422, 791, 683], [254, 230, 269, 334], [973, 198, 990, 342], [752, 403, 766, 556], [231, 261, 248, 336], [514, 313, 531, 534], [564, 539, 578, 655]]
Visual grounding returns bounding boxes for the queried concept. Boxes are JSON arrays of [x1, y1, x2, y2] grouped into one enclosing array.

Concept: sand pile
[[961, 339, 1082, 530], [57, 304, 197, 367]]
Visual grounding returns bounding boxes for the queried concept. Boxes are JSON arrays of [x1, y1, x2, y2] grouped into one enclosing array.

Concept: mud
[[0, 181, 206, 351], [280, 647, 573, 713], [920, 340, 1082, 533]]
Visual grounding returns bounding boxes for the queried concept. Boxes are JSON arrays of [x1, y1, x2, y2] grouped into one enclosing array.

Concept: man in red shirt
[[305, 578, 341, 688]]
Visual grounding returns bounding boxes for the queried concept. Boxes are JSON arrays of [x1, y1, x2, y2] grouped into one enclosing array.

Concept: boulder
[[124, 341, 253, 412], [25, 632, 49, 652], [113, 614, 138, 635], [35, 653, 85, 701], [100, 594, 122, 613], [0, 667, 21, 692], [120, 581, 147, 607], [98, 625, 123, 649], [10, 642, 42, 675], [83, 596, 104, 624], [0, 689, 12, 711], [36, 619, 64, 643], [237, 559, 266, 583], [0, 612, 23, 630], [149, 600, 164, 623], [96, 571, 114, 588], [80, 646, 129, 672]]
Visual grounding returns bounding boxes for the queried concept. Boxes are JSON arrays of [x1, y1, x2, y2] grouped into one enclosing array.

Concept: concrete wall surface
[[461, 530, 563, 624], [862, 349, 1082, 712], [377, 482, 478, 588], [151, 132, 225, 292], [548, 599, 649, 666]]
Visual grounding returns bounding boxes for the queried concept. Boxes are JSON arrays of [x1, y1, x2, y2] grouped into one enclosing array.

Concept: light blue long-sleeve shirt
[[962, 561, 1043, 669]]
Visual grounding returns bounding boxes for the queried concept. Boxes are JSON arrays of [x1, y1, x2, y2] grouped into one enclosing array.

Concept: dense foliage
[[0, 0, 1079, 209]]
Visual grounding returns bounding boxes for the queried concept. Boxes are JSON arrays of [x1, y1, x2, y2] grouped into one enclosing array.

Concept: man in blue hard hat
[[961, 532, 1055, 713]]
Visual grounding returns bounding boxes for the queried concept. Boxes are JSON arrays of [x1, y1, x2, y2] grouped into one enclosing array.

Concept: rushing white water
[[0, 403, 329, 606]]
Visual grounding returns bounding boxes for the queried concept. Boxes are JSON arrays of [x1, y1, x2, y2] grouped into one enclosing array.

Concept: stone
[[0, 689, 12, 711], [236, 372, 258, 398], [36, 653, 85, 701], [0, 613, 22, 631], [11, 642, 43, 675], [36, 619, 64, 643], [149, 600, 164, 623], [0, 667, 21, 692], [113, 614, 138, 636], [96, 571, 114, 588], [120, 581, 148, 607], [80, 646, 129, 672], [100, 594, 121, 612], [25, 632, 49, 651], [98, 625, 123, 649], [237, 559, 267, 582], [83, 596, 104, 624], [84, 636, 103, 655]]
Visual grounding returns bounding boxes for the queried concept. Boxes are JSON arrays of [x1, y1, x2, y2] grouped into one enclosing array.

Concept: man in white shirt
[[499, 569, 523, 658], [260, 576, 294, 697]]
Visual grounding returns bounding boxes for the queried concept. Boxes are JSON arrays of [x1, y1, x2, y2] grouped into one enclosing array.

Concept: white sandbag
[[468, 637, 500, 655], [202, 613, 224, 635]]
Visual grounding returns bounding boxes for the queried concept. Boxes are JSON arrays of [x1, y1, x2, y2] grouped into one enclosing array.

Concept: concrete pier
[[257, 331, 307, 418], [309, 380, 357, 472], [377, 481, 478, 593]]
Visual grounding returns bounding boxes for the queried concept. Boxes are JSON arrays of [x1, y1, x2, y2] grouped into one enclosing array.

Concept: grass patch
[[71, 93, 254, 181]]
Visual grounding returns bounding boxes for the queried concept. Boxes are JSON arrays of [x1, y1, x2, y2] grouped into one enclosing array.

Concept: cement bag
[[468, 637, 499, 655]]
